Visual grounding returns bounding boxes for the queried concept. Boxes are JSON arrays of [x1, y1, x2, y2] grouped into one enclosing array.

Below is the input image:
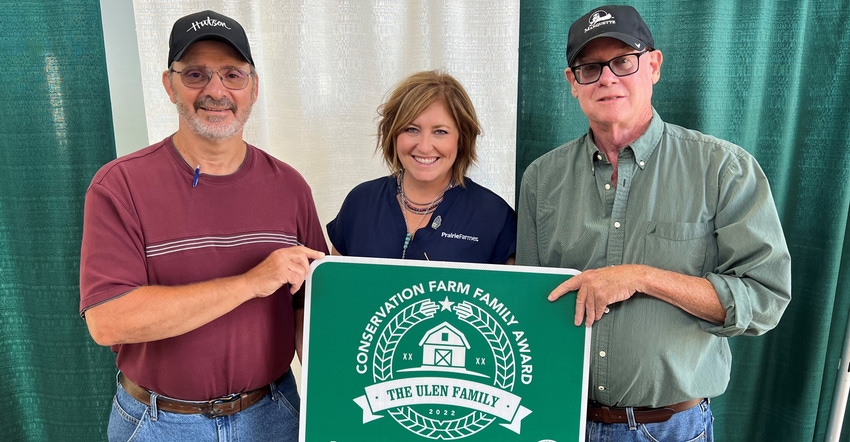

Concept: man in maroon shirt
[[79, 10, 327, 441]]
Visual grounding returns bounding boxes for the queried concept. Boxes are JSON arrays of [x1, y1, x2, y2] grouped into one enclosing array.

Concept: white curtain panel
[[132, 0, 519, 231]]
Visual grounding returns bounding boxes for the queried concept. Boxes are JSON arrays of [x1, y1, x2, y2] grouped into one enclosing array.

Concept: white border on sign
[[300, 255, 589, 442]]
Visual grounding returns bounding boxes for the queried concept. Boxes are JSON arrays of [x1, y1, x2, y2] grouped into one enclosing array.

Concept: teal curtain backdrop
[[0, 1, 116, 441], [518, 1, 850, 441]]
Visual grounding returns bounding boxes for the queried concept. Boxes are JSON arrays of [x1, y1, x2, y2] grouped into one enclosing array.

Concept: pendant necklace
[[401, 212, 429, 259], [398, 170, 454, 259]]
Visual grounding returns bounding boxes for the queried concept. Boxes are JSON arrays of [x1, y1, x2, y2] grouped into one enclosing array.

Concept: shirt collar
[[584, 107, 664, 171]]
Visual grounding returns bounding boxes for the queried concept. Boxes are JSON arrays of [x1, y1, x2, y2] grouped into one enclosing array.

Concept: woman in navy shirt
[[327, 70, 516, 264]]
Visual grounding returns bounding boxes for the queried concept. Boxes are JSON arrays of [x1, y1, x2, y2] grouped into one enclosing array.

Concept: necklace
[[398, 170, 453, 258], [401, 212, 429, 259], [396, 170, 455, 215]]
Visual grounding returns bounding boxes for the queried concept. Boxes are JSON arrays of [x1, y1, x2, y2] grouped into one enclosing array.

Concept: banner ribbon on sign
[[353, 376, 532, 433]]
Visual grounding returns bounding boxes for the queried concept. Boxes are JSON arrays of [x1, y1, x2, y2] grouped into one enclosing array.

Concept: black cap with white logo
[[168, 10, 254, 67], [566, 5, 654, 66]]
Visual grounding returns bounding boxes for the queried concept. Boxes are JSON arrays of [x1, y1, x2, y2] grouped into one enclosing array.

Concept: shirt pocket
[[644, 221, 713, 275]]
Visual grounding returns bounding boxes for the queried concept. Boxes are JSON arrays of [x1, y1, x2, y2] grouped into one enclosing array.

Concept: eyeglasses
[[570, 50, 652, 85], [169, 66, 253, 90]]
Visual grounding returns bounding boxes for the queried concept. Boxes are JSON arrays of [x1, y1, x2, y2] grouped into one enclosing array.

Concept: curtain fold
[[0, 1, 117, 441], [518, 1, 850, 441]]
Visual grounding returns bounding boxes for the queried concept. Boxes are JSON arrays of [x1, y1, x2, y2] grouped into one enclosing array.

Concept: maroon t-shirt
[[79, 137, 328, 400]]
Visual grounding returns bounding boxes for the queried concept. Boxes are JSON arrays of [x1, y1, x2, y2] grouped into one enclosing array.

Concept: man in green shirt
[[516, 5, 791, 441]]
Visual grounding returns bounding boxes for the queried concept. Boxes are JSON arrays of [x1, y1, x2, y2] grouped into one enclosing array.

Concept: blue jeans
[[586, 399, 713, 442], [107, 371, 300, 442]]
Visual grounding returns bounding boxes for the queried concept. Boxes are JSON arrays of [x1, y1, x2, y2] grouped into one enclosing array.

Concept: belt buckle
[[204, 393, 242, 418]]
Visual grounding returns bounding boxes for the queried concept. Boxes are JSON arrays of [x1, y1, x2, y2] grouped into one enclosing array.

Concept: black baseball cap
[[168, 10, 254, 67], [566, 5, 654, 66]]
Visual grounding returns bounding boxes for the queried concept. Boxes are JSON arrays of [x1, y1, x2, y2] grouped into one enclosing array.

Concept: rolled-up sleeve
[[703, 151, 791, 337]]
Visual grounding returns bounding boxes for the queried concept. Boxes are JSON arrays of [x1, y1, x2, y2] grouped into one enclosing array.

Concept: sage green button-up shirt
[[517, 109, 791, 407]]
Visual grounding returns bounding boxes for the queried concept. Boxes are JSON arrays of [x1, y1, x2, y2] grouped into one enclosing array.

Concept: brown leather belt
[[119, 373, 272, 418], [587, 398, 703, 424]]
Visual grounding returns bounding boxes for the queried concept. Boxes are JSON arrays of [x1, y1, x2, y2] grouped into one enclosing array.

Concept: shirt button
[[596, 154, 603, 161], [604, 307, 610, 314], [604, 183, 611, 190], [639, 160, 646, 168], [613, 221, 621, 228], [598, 385, 605, 391], [599, 351, 606, 357]]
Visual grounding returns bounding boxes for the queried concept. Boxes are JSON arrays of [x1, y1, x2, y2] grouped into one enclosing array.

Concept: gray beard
[[175, 98, 252, 141], [166, 75, 254, 140]]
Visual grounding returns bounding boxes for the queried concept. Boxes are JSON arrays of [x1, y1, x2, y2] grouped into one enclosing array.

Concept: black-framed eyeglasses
[[570, 50, 653, 85], [169, 66, 253, 90]]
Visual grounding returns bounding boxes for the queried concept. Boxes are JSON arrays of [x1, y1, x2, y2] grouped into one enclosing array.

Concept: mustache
[[194, 96, 236, 112]]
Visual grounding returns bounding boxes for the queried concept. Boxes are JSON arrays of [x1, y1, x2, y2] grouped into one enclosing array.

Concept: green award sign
[[301, 257, 588, 441]]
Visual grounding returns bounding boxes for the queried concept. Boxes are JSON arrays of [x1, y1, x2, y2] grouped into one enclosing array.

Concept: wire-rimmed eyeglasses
[[570, 50, 653, 85], [169, 66, 253, 90]]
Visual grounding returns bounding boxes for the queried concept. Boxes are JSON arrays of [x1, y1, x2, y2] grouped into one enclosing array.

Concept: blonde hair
[[376, 70, 481, 187]]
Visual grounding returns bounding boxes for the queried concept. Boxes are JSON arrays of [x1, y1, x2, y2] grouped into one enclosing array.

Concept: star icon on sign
[[439, 296, 455, 311]]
